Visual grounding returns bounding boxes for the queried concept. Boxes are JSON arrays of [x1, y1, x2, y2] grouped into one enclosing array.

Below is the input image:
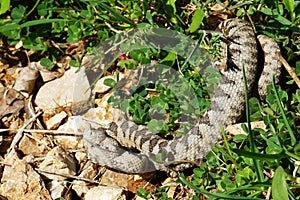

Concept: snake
[[82, 18, 282, 173]]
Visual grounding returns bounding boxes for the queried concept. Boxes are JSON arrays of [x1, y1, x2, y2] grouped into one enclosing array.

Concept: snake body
[[83, 18, 281, 173]]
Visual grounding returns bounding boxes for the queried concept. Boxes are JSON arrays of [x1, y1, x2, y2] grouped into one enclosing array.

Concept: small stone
[[13, 63, 39, 96], [39, 68, 57, 82], [226, 121, 266, 135], [38, 146, 77, 180], [72, 180, 90, 198], [45, 111, 68, 129], [83, 102, 124, 124], [94, 75, 115, 93], [18, 135, 47, 156], [47, 180, 72, 200], [78, 160, 98, 179], [74, 151, 87, 164], [84, 186, 125, 200], [72, 161, 101, 197], [55, 117, 85, 150], [100, 170, 131, 188]]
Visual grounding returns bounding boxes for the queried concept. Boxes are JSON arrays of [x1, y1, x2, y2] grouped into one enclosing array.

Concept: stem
[[242, 66, 264, 183]]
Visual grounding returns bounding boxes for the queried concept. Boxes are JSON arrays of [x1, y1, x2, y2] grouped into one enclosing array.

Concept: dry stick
[[36, 169, 100, 184], [7, 111, 43, 155], [278, 52, 300, 89], [27, 95, 44, 129], [104, 22, 123, 33], [0, 128, 75, 135], [23, 132, 52, 151]]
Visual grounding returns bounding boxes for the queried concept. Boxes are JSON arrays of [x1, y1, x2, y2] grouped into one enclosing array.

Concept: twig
[[27, 94, 44, 129], [278, 52, 300, 89], [24, 133, 52, 151], [7, 111, 42, 155], [36, 168, 100, 184], [0, 128, 75, 135], [104, 22, 123, 33]]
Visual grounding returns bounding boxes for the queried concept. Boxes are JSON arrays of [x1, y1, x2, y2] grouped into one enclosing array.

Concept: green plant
[[1, 0, 300, 199], [0, 0, 10, 15]]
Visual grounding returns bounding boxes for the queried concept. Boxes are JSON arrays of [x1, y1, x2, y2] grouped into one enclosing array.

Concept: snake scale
[[82, 18, 282, 173]]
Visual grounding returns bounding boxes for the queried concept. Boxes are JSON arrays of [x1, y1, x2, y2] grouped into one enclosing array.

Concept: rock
[[47, 180, 72, 200], [100, 170, 158, 194], [100, 170, 132, 189], [226, 121, 266, 135], [84, 94, 125, 123], [74, 151, 87, 164], [84, 186, 125, 200], [0, 87, 25, 119], [83, 106, 123, 125], [72, 161, 98, 197], [18, 135, 47, 156], [78, 160, 98, 179], [13, 62, 39, 96], [72, 180, 89, 198], [94, 73, 125, 94], [39, 67, 57, 82], [72, 161, 98, 198], [55, 117, 85, 150], [35, 67, 91, 114], [45, 111, 68, 129], [72, 161, 103, 198], [38, 146, 77, 180], [0, 151, 51, 200], [94, 75, 115, 93]]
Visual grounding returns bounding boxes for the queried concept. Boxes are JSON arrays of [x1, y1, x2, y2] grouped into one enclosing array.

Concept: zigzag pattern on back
[[83, 18, 281, 173]]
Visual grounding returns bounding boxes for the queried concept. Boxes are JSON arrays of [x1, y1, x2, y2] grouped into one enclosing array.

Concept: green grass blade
[[179, 174, 264, 200], [0, 19, 68, 32], [221, 127, 233, 157], [232, 149, 287, 160], [283, 0, 295, 20], [271, 76, 296, 145], [283, 150, 300, 161], [242, 66, 264, 183], [98, 2, 135, 26], [259, 7, 300, 32], [24, 0, 41, 18]]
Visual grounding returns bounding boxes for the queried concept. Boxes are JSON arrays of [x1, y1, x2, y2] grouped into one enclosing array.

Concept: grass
[[0, 0, 300, 199]]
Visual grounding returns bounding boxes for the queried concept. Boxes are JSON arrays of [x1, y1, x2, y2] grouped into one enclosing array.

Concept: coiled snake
[[82, 18, 281, 173]]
